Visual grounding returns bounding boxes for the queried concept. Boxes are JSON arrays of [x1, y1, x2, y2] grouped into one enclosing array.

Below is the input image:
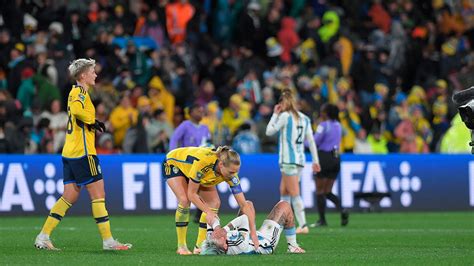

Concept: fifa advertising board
[[0, 154, 473, 215]]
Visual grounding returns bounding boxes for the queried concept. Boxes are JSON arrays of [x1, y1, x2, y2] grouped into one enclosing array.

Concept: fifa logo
[[33, 163, 63, 210], [390, 161, 422, 207]]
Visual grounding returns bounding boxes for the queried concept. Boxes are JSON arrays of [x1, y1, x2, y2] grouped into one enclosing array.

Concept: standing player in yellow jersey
[[163, 146, 259, 255], [34, 58, 132, 251]]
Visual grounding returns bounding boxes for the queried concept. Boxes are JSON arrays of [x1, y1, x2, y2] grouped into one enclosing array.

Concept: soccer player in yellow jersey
[[34, 58, 131, 251], [163, 146, 259, 255]]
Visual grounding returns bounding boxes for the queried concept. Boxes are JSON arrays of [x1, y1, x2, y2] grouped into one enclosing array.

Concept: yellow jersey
[[165, 147, 242, 194], [62, 85, 97, 158]]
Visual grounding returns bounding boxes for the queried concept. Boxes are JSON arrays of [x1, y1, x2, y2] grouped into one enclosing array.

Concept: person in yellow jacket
[[222, 94, 251, 135], [201, 101, 226, 145], [34, 58, 131, 251], [440, 113, 471, 153], [338, 100, 361, 152], [109, 94, 138, 147], [148, 75, 175, 124]]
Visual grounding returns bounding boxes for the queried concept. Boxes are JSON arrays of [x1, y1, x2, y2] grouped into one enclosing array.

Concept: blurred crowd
[[0, 0, 473, 155]]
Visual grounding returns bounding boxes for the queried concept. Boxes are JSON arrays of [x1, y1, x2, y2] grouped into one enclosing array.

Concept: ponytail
[[215, 146, 241, 167], [279, 88, 299, 119]]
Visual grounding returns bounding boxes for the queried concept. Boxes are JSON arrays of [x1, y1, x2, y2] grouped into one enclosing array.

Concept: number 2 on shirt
[[296, 125, 303, 144]]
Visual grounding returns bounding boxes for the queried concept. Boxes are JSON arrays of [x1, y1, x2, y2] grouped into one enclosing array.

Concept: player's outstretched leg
[[35, 196, 72, 250], [267, 201, 306, 253]]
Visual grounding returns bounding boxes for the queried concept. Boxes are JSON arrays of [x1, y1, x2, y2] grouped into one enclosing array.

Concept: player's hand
[[89, 120, 106, 132], [212, 228, 226, 239], [251, 233, 259, 250], [273, 104, 282, 114], [312, 163, 321, 173]]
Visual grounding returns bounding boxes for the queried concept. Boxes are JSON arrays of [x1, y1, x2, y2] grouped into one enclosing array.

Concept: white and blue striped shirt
[[265, 111, 319, 166]]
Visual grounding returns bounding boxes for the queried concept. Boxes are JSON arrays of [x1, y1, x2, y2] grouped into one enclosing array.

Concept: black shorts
[[63, 155, 103, 186], [315, 150, 340, 179], [162, 161, 186, 180]]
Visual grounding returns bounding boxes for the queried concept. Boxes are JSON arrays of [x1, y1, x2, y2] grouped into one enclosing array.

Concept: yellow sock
[[41, 197, 72, 236], [195, 208, 218, 248], [175, 204, 190, 248], [92, 198, 112, 240]]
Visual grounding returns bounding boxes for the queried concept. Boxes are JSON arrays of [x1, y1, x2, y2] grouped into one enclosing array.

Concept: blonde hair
[[200, 239, 226, 255], [279, 88, 299, 118], [68, 58, 96, 81], [215, 146, 240, 167]]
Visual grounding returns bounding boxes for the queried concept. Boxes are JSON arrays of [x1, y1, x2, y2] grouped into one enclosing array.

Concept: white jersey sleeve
[[266, 112, 289, 136], [304, 115, 319, 164], [224, 215, 255, 255]]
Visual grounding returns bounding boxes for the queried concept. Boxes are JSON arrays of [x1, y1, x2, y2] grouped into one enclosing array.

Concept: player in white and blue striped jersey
[[200, 201, 305, 255], [265, 88, 320, 234]]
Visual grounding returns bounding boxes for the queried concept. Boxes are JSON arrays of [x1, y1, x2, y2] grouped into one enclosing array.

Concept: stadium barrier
[[0, 154, 473, 215]]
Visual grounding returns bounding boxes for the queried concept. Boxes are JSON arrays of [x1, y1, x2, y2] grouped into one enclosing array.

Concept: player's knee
[[246, 200, 254, 208], [288, 189, 299, 197], [177, 197, 190, 207], [208, 198, 221, 209], [277, 200, 291, 209]]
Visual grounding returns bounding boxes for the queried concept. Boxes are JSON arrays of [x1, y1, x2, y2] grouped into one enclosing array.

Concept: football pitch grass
[[1, 212, 473, 265]]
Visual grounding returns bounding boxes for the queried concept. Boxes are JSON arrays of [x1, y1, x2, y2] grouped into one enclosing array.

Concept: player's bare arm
[[234, 194, 259, 249]]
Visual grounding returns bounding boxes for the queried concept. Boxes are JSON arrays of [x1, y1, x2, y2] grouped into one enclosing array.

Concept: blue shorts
[[162, 161, 186, 180], [62, 155, 103, 186]]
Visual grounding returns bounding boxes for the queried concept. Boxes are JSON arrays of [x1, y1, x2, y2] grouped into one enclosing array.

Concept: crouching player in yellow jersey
[[163, 146, 259, 255], [34, 59, 131, 251]]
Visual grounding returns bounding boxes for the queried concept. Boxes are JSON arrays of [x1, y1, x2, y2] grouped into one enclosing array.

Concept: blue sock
[[284, 227, 297, 246], [280, 195, 291, 203]]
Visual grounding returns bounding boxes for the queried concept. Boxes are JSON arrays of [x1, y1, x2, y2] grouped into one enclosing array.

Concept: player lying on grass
[[200, 200, 305, 255]]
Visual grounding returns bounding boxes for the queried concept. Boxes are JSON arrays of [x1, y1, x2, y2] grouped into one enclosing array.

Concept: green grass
[[1, 212, 473, 265]]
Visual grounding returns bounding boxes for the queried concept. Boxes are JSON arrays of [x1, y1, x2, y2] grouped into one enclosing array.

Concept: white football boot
[[34, 234, 60, 251], [287, 244, 306, 254], [103, 238, 132, 250]]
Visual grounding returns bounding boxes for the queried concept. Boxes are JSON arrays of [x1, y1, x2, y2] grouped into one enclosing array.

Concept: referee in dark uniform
[[310, 103, 349, 227]]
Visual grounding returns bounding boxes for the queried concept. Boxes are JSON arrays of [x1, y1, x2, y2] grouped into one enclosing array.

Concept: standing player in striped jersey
[[200, 200, 305, 255], [265, 88, 320, 234], [34, 59, 131, 251]]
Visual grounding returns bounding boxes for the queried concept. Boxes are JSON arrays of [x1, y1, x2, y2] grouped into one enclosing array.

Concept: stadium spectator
[[16, 67, 35, 112], [165, 0, 195, 44], [146, 108, 174, 153], [40, 99, 68, 153], [0, 1, 469, 154], [109, 93, 138, 147], [278, 17, 300, 64], [96, 133, 118, 154], [367, 127, 389, 154], [222, 93, 250, 135], [232, 121, 261, 154]]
